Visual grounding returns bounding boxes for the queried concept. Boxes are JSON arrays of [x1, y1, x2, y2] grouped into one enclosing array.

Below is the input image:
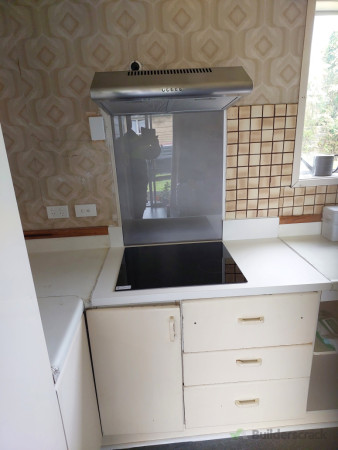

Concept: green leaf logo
[[230, 428, 244, 438]]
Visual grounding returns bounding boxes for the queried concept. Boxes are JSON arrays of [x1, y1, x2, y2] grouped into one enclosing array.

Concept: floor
[[131, 427, 338, 449]]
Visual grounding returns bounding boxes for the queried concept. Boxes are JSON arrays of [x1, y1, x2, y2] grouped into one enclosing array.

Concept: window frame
[[292, 0, 338, 187]]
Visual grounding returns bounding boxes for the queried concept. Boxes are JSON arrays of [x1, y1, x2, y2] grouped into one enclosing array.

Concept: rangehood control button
[[161, 87, 183, 92]]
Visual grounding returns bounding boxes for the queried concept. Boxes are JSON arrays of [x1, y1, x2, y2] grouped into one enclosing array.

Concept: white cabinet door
[[87, 305, 184, 436], [56, 318, 102, 450]]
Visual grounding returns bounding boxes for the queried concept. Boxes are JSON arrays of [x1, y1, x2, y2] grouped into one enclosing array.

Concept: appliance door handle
[[169, 316, 176, 342], [236, 358, 262, 366], [238, 316, 264, 324], [235, 398, 259, 408]]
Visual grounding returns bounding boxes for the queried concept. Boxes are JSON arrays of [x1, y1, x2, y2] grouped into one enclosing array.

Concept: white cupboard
[[87, 305, 184, 436], [55, 317, 102, 450]]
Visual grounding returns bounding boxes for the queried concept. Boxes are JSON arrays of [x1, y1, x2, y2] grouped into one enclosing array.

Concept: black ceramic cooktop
[[115, 241, 247, 291]]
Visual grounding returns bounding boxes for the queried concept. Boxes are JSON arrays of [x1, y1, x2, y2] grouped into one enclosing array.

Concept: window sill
[[292, 173, 338, 187]]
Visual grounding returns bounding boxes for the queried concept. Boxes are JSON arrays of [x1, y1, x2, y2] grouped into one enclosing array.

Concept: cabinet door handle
[[235, 398, 259, 408], [238, 316, 264, 324], [169, 316, 176, 342], [236, 358, 262, 366]]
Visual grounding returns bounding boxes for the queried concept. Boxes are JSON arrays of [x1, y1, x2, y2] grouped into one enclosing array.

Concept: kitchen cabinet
[[55, 317, 102, 450], [87, 305, 184, 436], [182, 292, 320, 428]]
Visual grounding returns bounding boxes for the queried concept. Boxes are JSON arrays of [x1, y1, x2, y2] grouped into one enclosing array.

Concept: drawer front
[[183, 292, 320, 352], [184, 344, 313, 386], [184, 378, 309, 428]]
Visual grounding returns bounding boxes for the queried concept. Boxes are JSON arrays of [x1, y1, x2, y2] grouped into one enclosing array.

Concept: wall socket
[[75, 204, 97, 217], [46, 205, 69, 219]]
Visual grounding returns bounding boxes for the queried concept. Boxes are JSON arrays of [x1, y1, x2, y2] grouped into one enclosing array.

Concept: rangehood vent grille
[[127, 67, 213, 76]]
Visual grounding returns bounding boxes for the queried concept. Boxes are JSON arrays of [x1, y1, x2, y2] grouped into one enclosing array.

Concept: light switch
[[75, 204, 97, 217], [89, 116, 105, 141]]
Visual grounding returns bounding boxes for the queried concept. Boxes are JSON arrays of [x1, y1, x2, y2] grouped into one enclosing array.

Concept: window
[[292, 0, 338, 186]]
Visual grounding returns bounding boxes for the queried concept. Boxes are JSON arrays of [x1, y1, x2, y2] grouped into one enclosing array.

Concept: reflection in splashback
[[112, 111, 224, 245]]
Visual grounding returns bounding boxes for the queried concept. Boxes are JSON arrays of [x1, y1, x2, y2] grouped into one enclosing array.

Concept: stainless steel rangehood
[[90, 66, 253, 115]]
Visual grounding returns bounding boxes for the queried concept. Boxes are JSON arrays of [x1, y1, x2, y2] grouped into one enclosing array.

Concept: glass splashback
[[112, 111, 224, 245]]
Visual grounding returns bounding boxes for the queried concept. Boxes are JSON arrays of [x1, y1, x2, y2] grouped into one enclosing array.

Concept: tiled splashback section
[[0, 0, 336, 230], [225, 105, 338, 219]]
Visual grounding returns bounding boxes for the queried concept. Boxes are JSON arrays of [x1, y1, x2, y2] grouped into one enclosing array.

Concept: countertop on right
[[281, 235, 338, 300], [281, 235, 338, 283]]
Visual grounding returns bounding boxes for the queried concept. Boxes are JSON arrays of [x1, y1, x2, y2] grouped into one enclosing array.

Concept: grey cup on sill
[[313, 154, 337, 176]]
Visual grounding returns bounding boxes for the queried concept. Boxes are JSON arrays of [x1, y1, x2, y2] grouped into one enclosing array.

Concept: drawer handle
[[235, 398, 259, 408], [169, 316, 176, 342], [236, 358, 262, 366], [238, 316, 264, 324]]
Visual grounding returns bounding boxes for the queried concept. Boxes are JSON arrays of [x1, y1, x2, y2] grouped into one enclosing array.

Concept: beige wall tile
[[247, 199, 258, 209], [303, 205, 314, 214], [248, 188, 259, 199], [249, 154, 260, 166], [293, 206, 304, 215], [238, 143, 250, 154], [239, 131, 250, 143], [238, 155, 249, 166], [226, 190, 236, 201], [261, 142, 272, 153], [248, 177, 259, 188], [286, 104, 298, 116], [239, 118, 250, 131], [247, 210, 257, 218], [263, 105, 274, 117], [226, 167, 237, 179], [259, 177, 270, 188], [237, 178, 248, 189], [227, 107, 238, 120], [239, 106, 251, 118], [236, 211, 247, 219], [251, 106, 262, 118], [274, 117, 285, 129], [275, 104, 286, 116], [251, 118, 262, 130], [237, 189, 248, 200], [227, 144, 238, 156], [228, 119, 239, 132]]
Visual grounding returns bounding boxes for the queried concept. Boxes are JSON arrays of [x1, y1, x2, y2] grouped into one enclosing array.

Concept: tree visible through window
[[301, 6, 338, 177]]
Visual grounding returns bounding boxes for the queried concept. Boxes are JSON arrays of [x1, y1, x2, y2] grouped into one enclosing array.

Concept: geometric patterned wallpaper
[[1, 0, 329, 231]]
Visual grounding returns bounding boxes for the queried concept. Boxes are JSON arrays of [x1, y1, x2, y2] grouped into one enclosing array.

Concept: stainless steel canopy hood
[[90, 66, 253, 115]]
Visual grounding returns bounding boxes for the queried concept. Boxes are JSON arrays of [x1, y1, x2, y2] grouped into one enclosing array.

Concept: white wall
[[0, 124, 66, 449]]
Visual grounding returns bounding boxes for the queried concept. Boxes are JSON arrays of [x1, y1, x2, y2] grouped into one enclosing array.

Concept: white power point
[[75, 204, 97, 217], [46, 205, 69, 219]]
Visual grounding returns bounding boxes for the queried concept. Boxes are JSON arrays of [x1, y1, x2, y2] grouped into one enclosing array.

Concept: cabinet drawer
[[184, 377, 309, 428], [184, 344, 313, 386], [183, 292, 319, 352]]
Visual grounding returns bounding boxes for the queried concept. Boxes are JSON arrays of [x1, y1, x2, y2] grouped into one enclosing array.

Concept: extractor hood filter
[[90, 66, 253, 115]]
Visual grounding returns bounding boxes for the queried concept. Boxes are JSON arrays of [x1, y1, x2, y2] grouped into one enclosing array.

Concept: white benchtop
[[28, 248, 108, 304], [37, 296, 84, 381], [27, 236, 336, 308], [282, 235, 338, 283], [281, 235, 338, 301], [91, 238, 331, 307]]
